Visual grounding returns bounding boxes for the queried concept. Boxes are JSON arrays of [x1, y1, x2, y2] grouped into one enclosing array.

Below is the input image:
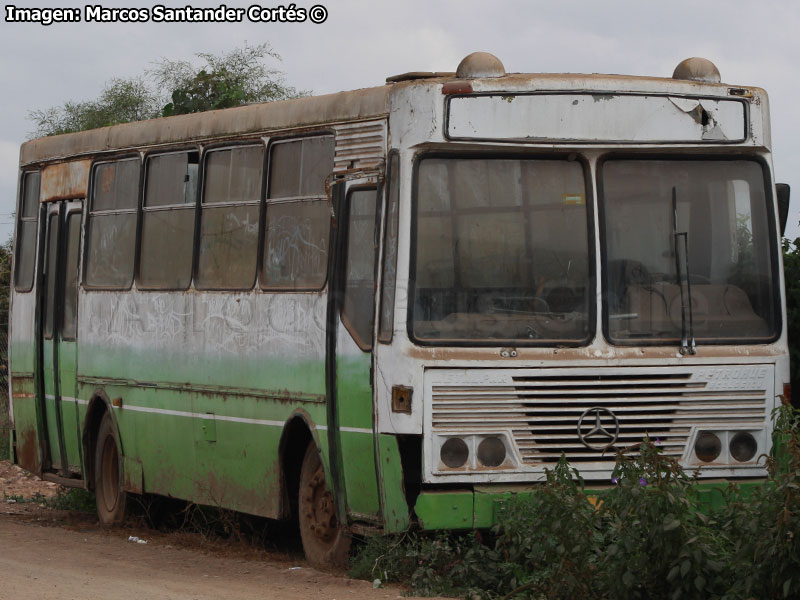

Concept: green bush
[[595, 443, 728, 600], [47, 487, 96, 512], [716, 406, 800, 599], [783, 237, 800, 406], [352, 407, 800, 599], [488, 459, 601, 598]]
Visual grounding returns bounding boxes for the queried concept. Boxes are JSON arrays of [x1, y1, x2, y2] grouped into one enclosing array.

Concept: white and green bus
[[8, 52, 792, 566]]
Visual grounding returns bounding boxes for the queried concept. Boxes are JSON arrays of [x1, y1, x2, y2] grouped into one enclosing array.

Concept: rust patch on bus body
[[11, 375, 35, 395], [196, 468, 281, 520], [40, 159, 91, 202], [406, 343, 785, 362], [15, 426, 39, 474]]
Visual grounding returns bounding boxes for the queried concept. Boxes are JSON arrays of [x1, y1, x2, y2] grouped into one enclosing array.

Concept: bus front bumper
[[413, 480, 764, 530]]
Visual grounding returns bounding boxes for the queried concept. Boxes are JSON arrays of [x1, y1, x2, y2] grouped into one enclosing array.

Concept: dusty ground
[[0, 460, 61, 511], [0, 461, 414, 600]]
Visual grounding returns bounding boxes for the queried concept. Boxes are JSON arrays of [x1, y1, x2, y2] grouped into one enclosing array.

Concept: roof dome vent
[[456, 52, 505, 78], [672, 57, 721, 83]]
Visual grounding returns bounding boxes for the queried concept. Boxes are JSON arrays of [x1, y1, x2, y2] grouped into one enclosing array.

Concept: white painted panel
[[447, 94, 746, 143]]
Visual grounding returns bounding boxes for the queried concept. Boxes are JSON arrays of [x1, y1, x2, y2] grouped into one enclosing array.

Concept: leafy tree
[[28, 77, 160, 137], [0, 238, 11, 328], [28, 42, 304, 137], [153, 42, 306, 116]]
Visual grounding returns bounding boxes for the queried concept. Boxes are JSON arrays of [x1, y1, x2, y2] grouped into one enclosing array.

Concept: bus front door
[[327, 180, 383, 523], [38, 200, 83, 477]]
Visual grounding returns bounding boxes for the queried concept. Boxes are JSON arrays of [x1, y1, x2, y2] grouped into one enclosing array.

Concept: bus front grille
[[428, 366, 772, 466]]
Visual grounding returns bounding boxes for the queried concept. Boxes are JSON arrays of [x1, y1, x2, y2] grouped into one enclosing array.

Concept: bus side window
[[14, 171, 40, 292], [85, 158, 140, 289], [341, 188, 380, 350], [196, 146, 263, 290], [262, 136, 334, 290], [139, 151, 199, 290], [378, 152, 399, 343]]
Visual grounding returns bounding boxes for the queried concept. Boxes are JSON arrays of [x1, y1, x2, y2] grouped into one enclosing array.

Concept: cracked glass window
[[262, 136, 333, 290]]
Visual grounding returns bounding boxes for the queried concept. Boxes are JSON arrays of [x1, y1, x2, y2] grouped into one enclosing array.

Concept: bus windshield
[[602, 159, 778, 344], [412, 157, 592, 344]]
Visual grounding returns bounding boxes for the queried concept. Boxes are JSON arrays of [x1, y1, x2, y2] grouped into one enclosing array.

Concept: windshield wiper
[[672, 186, 696, 355]]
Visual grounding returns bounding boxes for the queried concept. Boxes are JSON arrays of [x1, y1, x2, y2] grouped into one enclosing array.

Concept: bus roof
[[19, 85, 391, 166], [19, 53, 764, 166]]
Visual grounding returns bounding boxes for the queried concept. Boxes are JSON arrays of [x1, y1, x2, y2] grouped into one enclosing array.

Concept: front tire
[[298, 443, 350, 568], [94, 412, 128, 525]]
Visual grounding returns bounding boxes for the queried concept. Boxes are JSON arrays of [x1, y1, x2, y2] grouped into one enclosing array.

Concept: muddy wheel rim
[[305, 463, 337, 542], [100, 435, 119, 513]]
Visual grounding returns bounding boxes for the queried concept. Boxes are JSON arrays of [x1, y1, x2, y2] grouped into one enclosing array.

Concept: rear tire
[[298, 443, 350, 568], [94, 412, 128, 525]]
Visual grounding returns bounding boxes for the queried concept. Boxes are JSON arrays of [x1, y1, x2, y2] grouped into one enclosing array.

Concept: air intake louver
[[429, 366, 770, 466]]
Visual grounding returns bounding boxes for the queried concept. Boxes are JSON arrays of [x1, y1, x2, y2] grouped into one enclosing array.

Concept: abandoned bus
[[8, 52, 792, 566]]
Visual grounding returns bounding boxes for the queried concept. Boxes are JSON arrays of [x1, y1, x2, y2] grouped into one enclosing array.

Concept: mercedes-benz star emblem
[[577, 407, 620, 450]]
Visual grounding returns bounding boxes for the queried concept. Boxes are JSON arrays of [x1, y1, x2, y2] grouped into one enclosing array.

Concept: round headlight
[[695, 432, 721, 462], [440, 437, 469, 468], [477, 437, 506, 467], [730, 432, 758, 462]]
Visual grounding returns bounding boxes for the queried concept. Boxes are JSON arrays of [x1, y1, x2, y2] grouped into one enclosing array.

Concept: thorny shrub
[[351, 405, 800, 599]]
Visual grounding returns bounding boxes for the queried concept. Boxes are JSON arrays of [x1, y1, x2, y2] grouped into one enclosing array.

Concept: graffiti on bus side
[[82, 292, 328, 356]]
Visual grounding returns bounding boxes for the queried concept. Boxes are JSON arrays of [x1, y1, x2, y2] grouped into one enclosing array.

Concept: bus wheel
[[298, 443, 350, 568], [94, 412, 128, 525]]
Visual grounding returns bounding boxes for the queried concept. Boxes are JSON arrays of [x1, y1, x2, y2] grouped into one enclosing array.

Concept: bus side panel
[[10, 377, 38, 472], [76, 290, 329, 518], [376, 434, 410, 532], [9, 291, 39, 472], [191, 394, 328, 518], [9, 291, 36, 373], [335, 328, 381, 520], [57, 342, 82, 470], [77, 292, 328, 392]]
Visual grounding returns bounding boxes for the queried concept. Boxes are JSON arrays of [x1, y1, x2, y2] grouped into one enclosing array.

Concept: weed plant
[[351, 404, 800, 599], [48, 487, 96, 512]]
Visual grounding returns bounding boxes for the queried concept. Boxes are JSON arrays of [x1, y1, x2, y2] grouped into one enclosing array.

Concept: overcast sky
[[1, 0, 799, 243]]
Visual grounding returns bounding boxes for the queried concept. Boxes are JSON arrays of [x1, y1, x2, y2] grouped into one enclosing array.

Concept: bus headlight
[[477, 437, 506, 467], [730, 432, 758, 462], [440, 437, 469, 468], [695, 431, 722, 462]]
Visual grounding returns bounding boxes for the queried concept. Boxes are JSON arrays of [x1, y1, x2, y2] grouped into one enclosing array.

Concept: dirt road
[[0, 461, 409, 600], [0, 516, 408, 600]]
